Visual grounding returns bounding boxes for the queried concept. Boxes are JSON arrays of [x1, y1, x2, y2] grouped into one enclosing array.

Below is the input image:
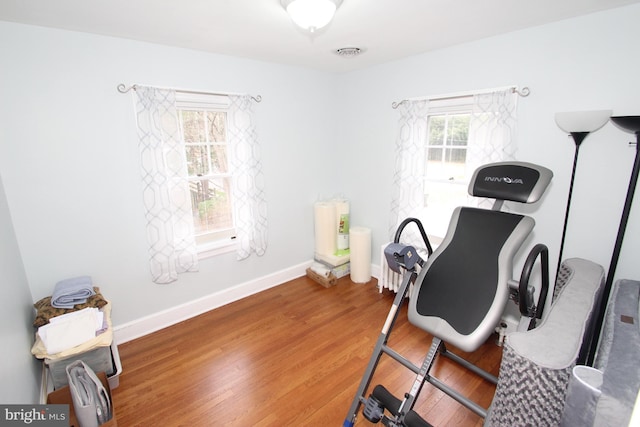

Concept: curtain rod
[[391, 86, 530, 109], [117, 83, 262, 103]]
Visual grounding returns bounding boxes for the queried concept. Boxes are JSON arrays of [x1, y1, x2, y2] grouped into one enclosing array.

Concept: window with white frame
[[423, 97, 473, 242], [176, 93, 235, 248]]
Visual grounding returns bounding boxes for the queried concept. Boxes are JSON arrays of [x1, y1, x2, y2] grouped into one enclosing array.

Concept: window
[[176, 93, 235, 248], [423, 97, 473, 241]]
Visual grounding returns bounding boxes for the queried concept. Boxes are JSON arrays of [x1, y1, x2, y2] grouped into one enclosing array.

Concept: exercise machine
[[344, 161, 553, 427]]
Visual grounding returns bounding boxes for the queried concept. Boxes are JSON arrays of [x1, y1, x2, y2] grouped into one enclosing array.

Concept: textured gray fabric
[[486, 344, 572, 426], [507, 258, 604, 368], [484, 258, 605, 427], [560, 366, 603, 427], [553, 262, 573, 303], [592, 279, 640, 427]]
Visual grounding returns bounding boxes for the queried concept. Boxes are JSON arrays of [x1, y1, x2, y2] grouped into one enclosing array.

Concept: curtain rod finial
[[513, 86, 530, 97], [117, 84, 136, 94]]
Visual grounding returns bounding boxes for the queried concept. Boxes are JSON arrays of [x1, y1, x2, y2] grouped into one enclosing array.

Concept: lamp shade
[[610, 116, 640, 134], [283, 0, 342, 32], [555, 110, 612, 133]]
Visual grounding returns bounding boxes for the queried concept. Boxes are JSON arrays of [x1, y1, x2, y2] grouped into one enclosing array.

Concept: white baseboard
[[371, 263, 381, 282], [113, 260, 313, 344]]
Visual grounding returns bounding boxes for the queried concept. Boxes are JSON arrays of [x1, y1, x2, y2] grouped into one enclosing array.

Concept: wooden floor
[[112, 275, 502, 426]]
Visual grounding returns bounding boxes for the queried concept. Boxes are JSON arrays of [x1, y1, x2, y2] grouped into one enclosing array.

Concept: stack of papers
[[37, 308, 104, 355]]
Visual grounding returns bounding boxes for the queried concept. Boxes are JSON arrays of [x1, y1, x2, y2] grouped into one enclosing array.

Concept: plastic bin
[[45, 342, 122, 390]]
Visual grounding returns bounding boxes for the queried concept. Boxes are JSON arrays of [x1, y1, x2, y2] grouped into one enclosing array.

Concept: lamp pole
[[555, 131, 589, 282]]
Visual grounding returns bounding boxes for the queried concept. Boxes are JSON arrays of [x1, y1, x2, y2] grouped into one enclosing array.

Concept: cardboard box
[[306, 267, 337, 288], [47, 371, 117, 427]]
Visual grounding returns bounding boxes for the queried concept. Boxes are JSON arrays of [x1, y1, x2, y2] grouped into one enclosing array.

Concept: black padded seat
[[409, 207, 534, 352]]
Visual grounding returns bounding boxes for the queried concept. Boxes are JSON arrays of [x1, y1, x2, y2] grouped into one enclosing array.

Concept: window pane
[[446, 148, 467, 164], [207, 112, 227, 142], [444, 149, 467, 181], [427, 148, 443, 162], [181, 111, 206, 143], [427, 148, 447, 180], [423, 108, 472, 240], [185, 145, 209, 176], [190, 178, 233, 235], [177, 99, 234, 247], [426, 113, 470, 182], [210, 144, 228, 174], [428, 116, 445, 146], [448, 115, 470, 146]]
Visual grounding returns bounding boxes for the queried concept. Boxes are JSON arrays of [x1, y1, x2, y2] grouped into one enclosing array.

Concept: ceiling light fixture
[[282, 0, 343, 33]]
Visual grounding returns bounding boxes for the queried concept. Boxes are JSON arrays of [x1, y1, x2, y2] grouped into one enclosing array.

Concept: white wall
[[339, 4, 640, 285], [0, 172, 40, 403], [0, 22, 341, 328]]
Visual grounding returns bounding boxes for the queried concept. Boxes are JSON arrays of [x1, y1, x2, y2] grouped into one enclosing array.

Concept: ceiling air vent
[[335, 47, 362, 57]]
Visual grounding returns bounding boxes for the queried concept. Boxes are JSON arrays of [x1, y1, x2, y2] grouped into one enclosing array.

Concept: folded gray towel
[[51, 276, 95, 309]]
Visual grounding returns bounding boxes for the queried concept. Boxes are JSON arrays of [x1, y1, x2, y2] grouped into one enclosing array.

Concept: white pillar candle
[[350, 226, 372, 283], [314, 202, 336, 256]]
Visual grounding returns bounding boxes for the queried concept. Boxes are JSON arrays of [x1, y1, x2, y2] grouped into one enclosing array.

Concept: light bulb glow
[[285, 0, 337, 32]]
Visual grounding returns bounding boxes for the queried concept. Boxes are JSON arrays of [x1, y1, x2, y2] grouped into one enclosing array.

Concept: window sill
[[197, 238, 237, 260]]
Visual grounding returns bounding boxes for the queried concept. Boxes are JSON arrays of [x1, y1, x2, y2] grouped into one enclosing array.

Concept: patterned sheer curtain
[[227, 95, 268, 259], [388, 99, 429, 242], [133, 86, 199, 284], [466, 88, 518, 208]]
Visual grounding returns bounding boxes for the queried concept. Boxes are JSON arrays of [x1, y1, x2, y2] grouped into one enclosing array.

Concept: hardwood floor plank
[[112, 275, 502, 426]]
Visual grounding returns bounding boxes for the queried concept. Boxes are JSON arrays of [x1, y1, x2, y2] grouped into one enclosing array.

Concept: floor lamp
[[586, 116, 640, 365], [554, 110, 612, 282]]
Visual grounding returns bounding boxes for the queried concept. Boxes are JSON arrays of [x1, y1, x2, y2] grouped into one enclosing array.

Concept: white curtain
[[227, 94, 268, 259], [467, 88, 519, 208], [466, 88, 518, 175], [389, 99, 429, 241], [134, 86, 199, 284]]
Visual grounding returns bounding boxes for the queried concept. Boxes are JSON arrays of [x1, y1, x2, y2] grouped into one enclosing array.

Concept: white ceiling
[[1, 0, 639, 73]]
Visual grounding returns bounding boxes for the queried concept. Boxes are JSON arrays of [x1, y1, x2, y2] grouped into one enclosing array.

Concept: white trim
[[197, 238, 237, 260], [113, 260, 314, 344], [371, 263, 381, 281]]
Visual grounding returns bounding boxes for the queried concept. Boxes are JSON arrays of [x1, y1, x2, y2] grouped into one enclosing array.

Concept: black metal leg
[[343, 271, 416, 427]]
